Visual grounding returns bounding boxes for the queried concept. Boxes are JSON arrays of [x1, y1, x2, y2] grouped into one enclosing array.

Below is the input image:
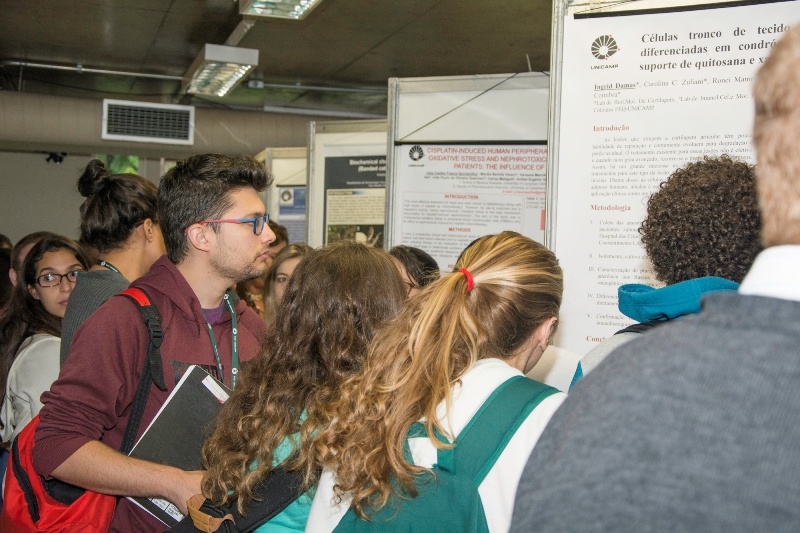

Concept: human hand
[[168, 469, 205, 515]]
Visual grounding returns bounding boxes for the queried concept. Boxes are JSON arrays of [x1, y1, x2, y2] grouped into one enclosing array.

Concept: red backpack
[[0, 287, 166, 532]]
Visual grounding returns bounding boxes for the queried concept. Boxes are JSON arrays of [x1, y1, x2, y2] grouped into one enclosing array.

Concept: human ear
[[142, 218, 156, 242], [28, 284, 40, 300], [534, 316, 558, 350], [185, 224, 213, 253]]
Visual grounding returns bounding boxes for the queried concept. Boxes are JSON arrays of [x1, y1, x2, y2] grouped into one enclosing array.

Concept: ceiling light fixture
[[239, 0, 323, 20], [182, 44, 259, 97]]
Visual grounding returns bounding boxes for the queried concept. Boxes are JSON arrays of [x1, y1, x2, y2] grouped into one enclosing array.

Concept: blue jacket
[[618, 276, 739, 323]]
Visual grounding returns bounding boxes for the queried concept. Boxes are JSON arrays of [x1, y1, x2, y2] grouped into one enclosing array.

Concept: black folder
[[127, 365, 231, 525]]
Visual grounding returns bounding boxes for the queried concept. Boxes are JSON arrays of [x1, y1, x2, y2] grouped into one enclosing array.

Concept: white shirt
[[739, 246, 800, 302], [306, 358, 566, 533], [0, 334, 61, 442]]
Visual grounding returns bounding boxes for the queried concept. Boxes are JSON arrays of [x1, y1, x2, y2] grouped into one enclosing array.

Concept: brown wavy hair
[[753, 25, 800, 247], [640, 155, 762, 285], [201, 240, 406, 512], [314, 231, 562, 518]]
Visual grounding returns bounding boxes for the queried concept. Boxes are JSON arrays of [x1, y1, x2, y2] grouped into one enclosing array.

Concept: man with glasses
[[33, 154, 275, 533]]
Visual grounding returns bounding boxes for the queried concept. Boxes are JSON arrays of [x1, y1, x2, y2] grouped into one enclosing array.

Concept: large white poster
[[553, 1, 798, 354], [393, 142, 547, 271]]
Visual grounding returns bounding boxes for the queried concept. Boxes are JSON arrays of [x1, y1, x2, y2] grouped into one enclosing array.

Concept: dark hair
[[268, 221, 288, 247], [0, 235, 91, 413], [0, 248, 11, 315], [0, 234, 11, 249], [77, 159, 159, 254], [10, 231, 57, 274], [158, 154, 272, 263], [640, 155, 762, 285], [389, 245, 440, 289], [201, 240, 407, 512]]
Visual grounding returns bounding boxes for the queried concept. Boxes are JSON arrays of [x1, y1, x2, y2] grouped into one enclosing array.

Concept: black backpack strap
[[615, 318, 670, 335], [121, 287, 167, 392], [39, 287, 169, 506], [119, 287, 167, 454], [167, 466, 313, 533], [225, 466, 311, 533]]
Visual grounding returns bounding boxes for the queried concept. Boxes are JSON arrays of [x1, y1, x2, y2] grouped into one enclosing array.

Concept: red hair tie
[[459, 268, 475, 293]]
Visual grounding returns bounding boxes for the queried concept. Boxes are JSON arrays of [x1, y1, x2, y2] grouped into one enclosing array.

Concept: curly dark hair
[[640, 154, 762, 285]]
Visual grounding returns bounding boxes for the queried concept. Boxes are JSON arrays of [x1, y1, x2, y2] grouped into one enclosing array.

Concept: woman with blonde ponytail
[[307, 231, 567, 533]]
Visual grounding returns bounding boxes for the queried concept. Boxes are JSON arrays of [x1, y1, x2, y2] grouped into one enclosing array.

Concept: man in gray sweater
[[511, 24, 800, 532]]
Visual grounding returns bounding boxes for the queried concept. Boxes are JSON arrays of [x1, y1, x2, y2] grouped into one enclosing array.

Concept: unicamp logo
[[591, 35, 619, 60], [409, 145, 424, 161]]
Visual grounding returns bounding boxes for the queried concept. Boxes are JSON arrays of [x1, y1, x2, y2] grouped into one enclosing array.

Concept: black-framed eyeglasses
[[188, 214, 270, 235], [35, 269, 84, 288]]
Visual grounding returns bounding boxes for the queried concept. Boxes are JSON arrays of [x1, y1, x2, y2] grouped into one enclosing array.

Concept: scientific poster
[[394, 142, 547, 271], [276, 186, 306, 244], [552, 0, 799, 353], [323, 146, 386, 247]]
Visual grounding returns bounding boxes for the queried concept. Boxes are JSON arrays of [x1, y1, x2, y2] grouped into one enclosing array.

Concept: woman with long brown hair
[[0, 235, 91, 442], [307, 231, 567, 532], [200, 240, 407, 531]]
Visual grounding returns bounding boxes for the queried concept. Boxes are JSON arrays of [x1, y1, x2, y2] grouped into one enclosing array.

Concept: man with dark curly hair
[[581, 154, 762, 373], [511, 25, 800, 532]]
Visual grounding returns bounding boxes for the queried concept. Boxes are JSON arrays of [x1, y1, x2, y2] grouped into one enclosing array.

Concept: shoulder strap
[[439, 375, 558, 486], [230, 466, 313, 533], [118, 287, 167, 454], [167, 467, 312, 533], [615, 318, 669, 335]]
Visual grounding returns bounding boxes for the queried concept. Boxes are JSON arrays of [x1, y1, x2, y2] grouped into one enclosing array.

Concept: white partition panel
[[548, 0, 800, 354], [306, 120, 388, 248], [386, 73, 551, 271]]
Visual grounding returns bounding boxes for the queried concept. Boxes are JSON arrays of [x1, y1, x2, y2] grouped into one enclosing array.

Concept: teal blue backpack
[[333, 375, 558, 532]]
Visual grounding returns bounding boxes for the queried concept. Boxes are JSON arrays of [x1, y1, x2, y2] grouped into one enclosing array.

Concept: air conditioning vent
[[102, 99, 194, 145]]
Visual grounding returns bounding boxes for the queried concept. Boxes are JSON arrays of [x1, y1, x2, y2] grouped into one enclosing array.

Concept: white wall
[[0, 152, 161, 244]]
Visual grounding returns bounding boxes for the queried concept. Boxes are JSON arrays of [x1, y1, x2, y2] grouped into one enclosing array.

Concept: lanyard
[[205, 292, 239, 389], [96, 259, 121, 274]]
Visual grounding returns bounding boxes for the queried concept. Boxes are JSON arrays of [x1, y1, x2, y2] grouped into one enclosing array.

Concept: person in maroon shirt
[[33, 154, 275, 533]]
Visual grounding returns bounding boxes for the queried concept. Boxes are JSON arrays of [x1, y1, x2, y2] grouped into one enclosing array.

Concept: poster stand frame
[[306, 119, 388, 247], [385, 73, 551, 255]]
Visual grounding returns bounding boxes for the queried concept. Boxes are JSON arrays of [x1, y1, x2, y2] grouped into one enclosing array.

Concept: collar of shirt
[[202, 301, 227, 325], [739, 245, 800, 303]]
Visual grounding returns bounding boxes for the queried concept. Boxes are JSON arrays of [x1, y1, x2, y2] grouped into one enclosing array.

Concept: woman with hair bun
[[60, 159, 165, 363], [308, 231, 567, 532]]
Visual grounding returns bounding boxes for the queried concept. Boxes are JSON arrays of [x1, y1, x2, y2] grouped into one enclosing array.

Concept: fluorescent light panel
[[239, 0, 323, 20], [183, 44, 259, 97]]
